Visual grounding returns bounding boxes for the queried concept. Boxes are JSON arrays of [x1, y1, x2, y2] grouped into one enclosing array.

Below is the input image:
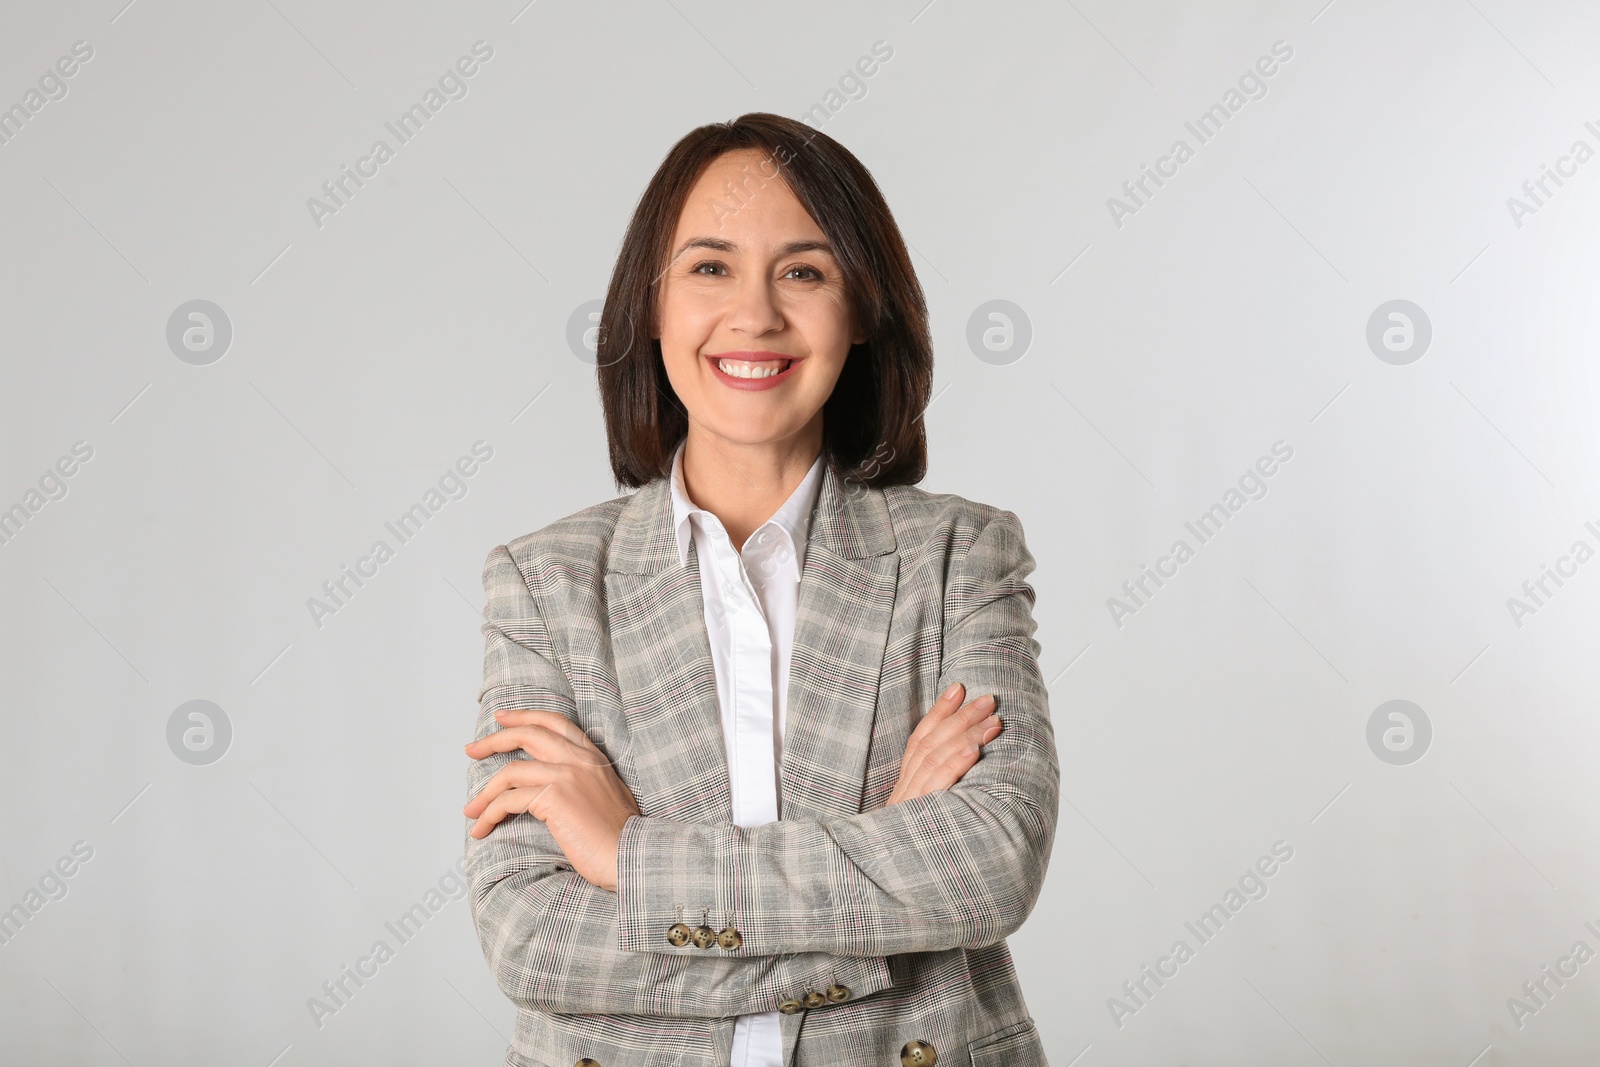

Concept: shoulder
[[880, 484, 1036, 591], [489, 490, 635, 583], [880, 483, 1023, 551]]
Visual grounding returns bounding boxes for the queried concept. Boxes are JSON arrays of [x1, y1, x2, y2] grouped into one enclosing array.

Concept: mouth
[[704, 351, 801, 389]]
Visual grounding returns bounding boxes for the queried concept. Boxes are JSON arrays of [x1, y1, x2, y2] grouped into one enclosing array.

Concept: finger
[[467, 784, 547, 839], [493, 708, 581, 739], [900, 683, 967, 781], [909, 714, 1002, 796], [465, 723, 576, 763], [912, 694, 995, 766], [914, 683, 966, 732], [489, 710, 615, 766], [463, 758, 557, 817]]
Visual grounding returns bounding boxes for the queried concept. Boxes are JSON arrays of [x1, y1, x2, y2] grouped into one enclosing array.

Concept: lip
[[704, 351, 802, 391]]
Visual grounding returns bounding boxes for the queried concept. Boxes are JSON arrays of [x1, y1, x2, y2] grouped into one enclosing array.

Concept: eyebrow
[[671, 236, 837, 260]]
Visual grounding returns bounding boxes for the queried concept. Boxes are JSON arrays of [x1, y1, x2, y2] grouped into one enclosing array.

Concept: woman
[[462, 112, 1059, 1067]]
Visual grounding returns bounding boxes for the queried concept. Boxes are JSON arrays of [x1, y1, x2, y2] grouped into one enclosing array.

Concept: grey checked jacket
[[466, 459, 1060, 1067]]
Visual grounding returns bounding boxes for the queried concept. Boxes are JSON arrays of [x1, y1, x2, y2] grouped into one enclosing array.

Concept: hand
[[462, 709, 642, 892], [886, 682, 1003, 807]]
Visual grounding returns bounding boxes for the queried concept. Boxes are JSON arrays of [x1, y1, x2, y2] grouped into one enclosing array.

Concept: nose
[[727, 272, 784, 338]]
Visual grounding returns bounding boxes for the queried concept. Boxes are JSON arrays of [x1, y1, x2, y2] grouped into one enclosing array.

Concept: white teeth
[[717, 358, 791, 379]]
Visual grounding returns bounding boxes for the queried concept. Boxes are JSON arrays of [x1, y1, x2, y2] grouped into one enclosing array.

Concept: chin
[[699, 413, 809, 446]]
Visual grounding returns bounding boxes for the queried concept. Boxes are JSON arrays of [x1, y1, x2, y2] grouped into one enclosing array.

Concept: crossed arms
[[464, 508, 1060, 1018]]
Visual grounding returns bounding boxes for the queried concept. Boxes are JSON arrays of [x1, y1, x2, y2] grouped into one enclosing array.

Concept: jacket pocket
[[968, 1016, 1044, 1066]]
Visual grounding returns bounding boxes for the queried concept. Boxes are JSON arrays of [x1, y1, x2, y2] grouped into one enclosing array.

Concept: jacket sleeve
[[614, 508, 1061, 958], [466, 543, 895, 1016]]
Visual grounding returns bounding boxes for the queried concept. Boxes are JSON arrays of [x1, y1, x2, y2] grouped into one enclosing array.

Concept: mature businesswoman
[[462, 112, 1060, 1067]]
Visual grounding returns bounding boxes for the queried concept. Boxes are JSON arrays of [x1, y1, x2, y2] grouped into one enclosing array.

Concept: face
[[652, 148, 865, 454]]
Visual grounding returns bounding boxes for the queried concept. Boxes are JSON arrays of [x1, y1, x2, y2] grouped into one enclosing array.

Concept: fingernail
[[976, 694, 995, 709], [942, 682, 961, 700], [986, 714, 1000, 727]]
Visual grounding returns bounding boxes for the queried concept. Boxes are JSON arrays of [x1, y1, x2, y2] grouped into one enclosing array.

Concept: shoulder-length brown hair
[[596, 111, 932, 491]]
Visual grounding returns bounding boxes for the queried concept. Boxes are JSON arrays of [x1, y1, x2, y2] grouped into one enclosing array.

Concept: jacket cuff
[[616, 814, 729, 953], [614, 815, 896, 1005]]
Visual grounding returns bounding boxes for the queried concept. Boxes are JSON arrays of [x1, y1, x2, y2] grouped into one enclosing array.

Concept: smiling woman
[[463, 112, 1058, 1067]]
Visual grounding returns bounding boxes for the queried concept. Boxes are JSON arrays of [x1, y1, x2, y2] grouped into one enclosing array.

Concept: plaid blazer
[[466, 459, 1060, 1067]]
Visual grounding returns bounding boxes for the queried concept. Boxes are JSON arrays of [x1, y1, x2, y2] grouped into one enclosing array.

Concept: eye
[[785, 265, 823, 281], [689, 260, 726, 276]]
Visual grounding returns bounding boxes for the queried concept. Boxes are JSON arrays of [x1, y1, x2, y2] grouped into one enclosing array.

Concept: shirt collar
[[668, 438, 825, 570]]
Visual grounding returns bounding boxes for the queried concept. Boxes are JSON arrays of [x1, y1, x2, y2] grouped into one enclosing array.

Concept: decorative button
[[778, 997, 803, 1015], [666, 922, 692, 947], [690, 925, 716, 949], [804, 989, 827, 1008], [826, 983, 851, 1002], [901, 1040, 937, 1066], [717, 926, 742, 950]]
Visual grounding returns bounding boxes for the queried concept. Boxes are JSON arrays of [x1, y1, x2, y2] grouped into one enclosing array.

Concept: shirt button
[[756, 530, 771, 545]]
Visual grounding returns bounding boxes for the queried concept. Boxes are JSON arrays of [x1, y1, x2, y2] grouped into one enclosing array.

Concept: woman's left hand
[[463, 708, 641, 892]]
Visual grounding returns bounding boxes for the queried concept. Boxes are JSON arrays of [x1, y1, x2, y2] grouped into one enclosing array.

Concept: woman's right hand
[[886, 682, 1002, 806]]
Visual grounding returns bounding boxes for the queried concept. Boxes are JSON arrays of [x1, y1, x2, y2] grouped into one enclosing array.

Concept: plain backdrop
[[3, 1, 1599, 1064]]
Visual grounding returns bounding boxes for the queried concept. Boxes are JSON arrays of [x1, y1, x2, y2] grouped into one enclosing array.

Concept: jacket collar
[[666, 439, 826, 571], [609, 448, 896, 575]]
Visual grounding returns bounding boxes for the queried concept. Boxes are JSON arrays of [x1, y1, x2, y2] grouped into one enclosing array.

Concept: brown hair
[[595, 112, 932, 491]]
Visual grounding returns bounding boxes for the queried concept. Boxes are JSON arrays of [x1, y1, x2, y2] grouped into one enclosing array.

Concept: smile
[[705, 352, 801, 391]]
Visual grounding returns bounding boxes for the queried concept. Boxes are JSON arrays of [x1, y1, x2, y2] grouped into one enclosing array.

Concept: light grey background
[[3, 0, 1598, 1064]]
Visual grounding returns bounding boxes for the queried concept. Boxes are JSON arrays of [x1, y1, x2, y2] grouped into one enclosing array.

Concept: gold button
[[804, 989, 827, 1008], [778, 997, 803, 1014], [900, 1039, 937, 1066], [690, 925, 716, 949], [717, 926, 742, 950], [826, 983, 850, 1002], [666, 922, 692, 947]]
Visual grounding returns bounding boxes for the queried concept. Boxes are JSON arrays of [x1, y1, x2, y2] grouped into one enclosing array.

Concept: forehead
[[671, 148, 826, 245]]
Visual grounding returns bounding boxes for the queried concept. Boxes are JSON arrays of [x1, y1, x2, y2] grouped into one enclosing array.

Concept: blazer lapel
[[781, 466, 899, 821], [602, 460, 898, 826], [604, 477, 733, 824]]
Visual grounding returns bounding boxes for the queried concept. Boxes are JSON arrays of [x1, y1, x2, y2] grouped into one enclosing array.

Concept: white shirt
[[668, 438, 825, 1067]]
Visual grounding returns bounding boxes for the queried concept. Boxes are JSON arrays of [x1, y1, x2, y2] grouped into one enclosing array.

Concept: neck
[[680, 424, 822, 552]]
